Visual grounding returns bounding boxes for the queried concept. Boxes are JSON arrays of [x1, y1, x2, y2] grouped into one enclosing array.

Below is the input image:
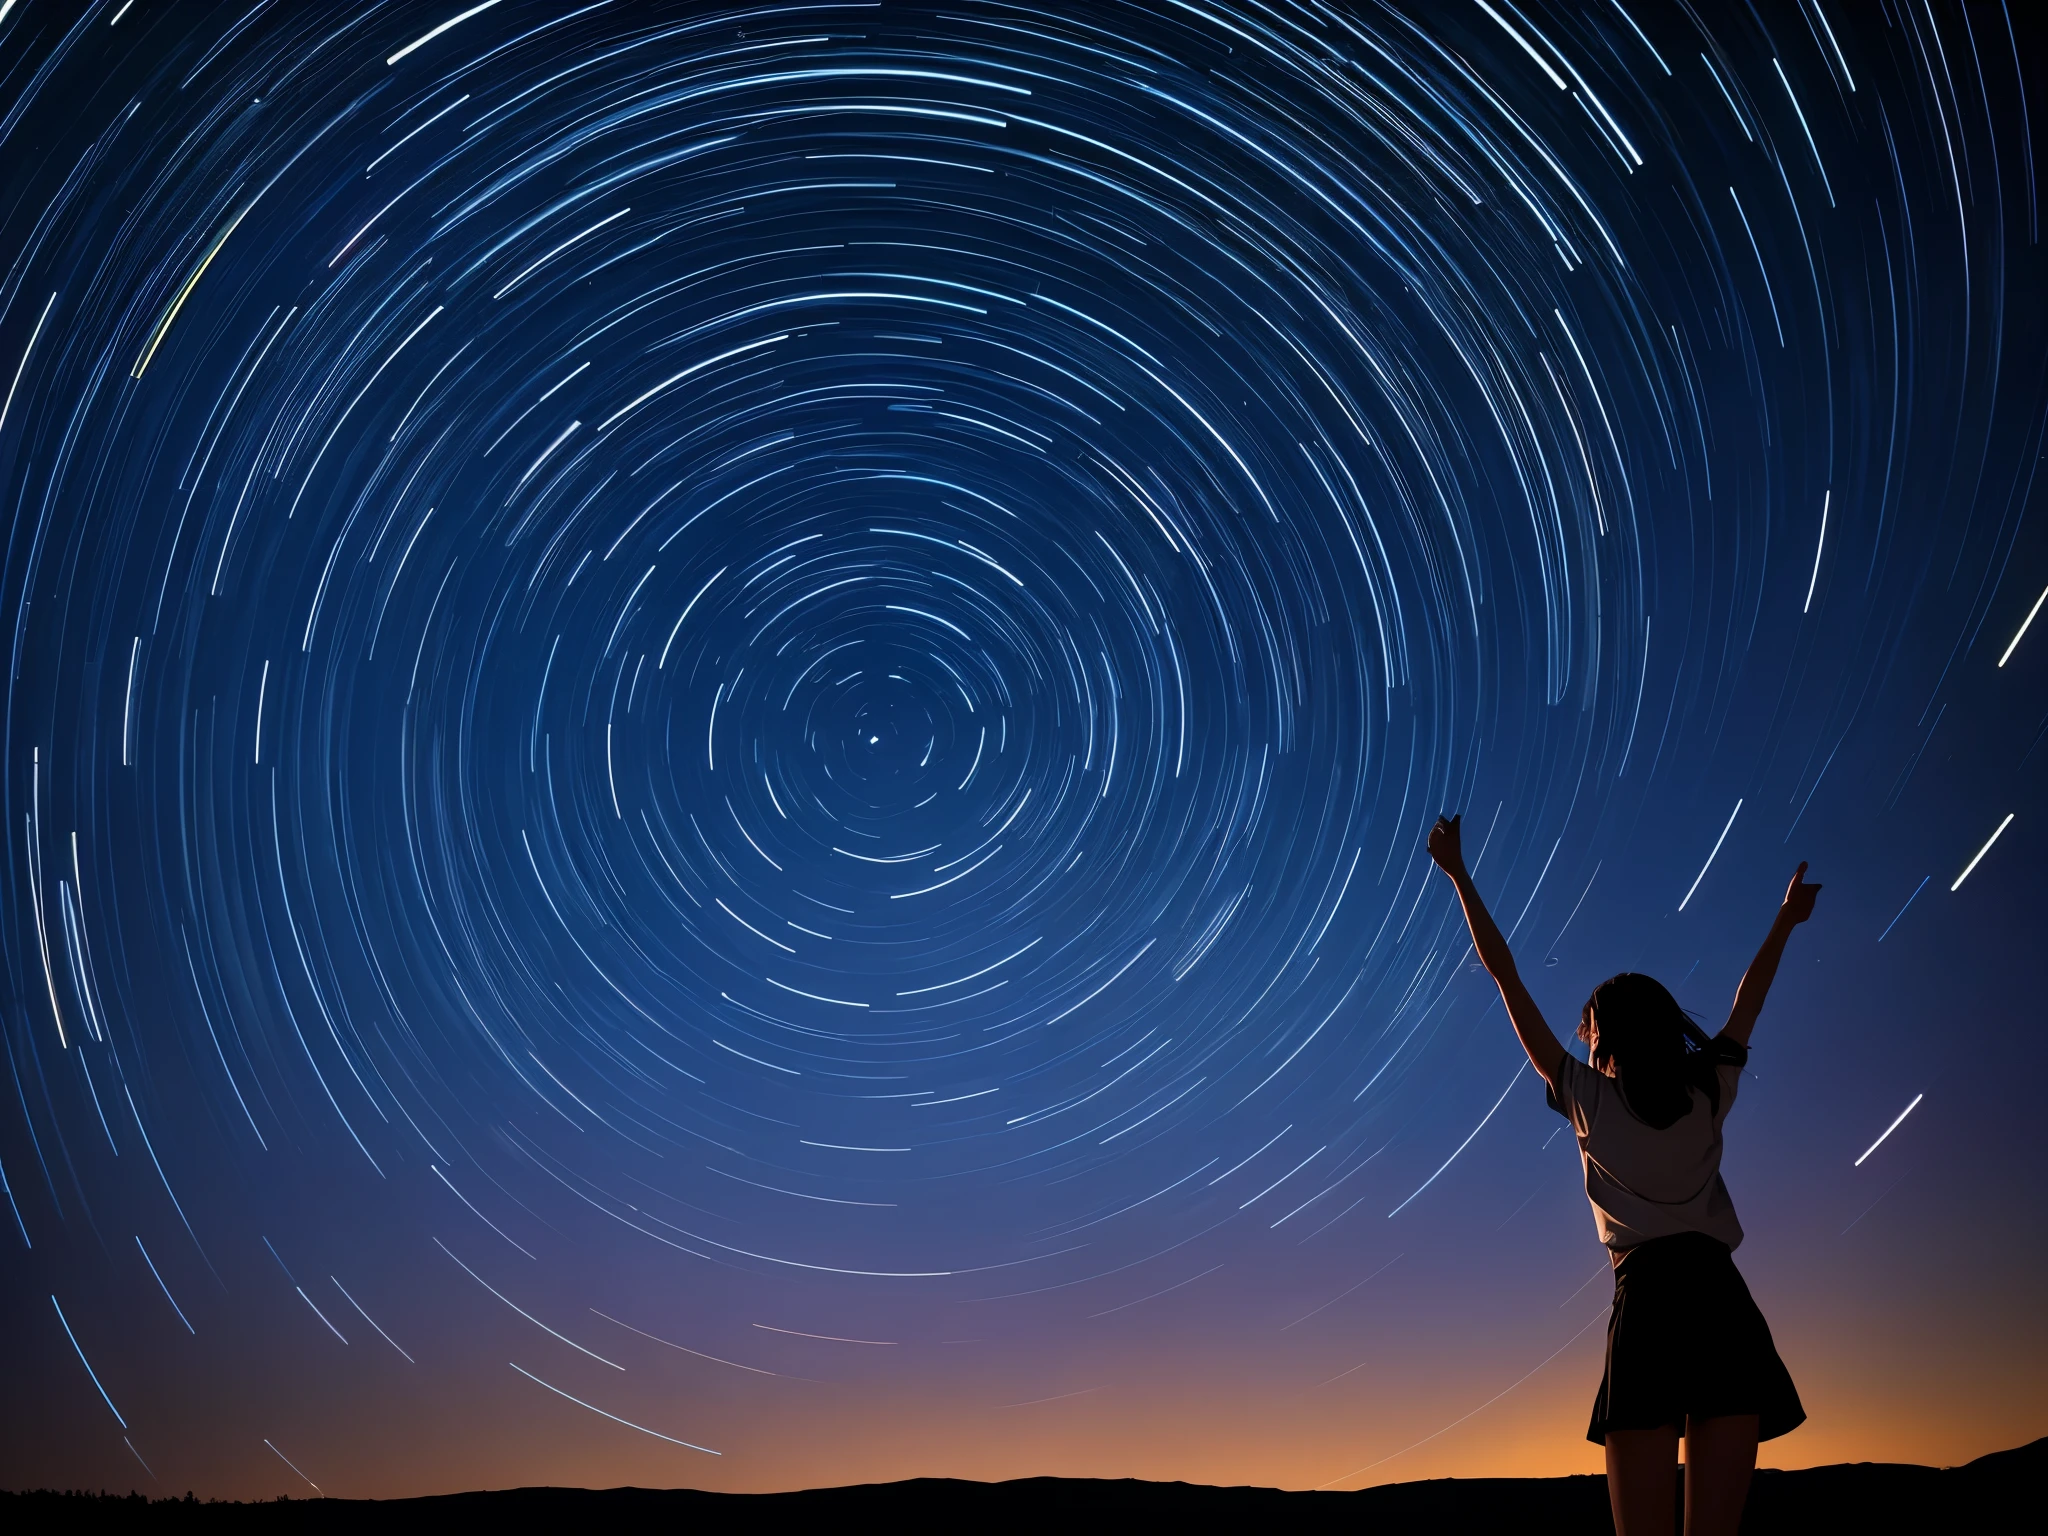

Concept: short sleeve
[[1706, 1036, 1747, 1126], [1713, 1060, 1743, 1125], [1543, 1052, 1598, 1134]]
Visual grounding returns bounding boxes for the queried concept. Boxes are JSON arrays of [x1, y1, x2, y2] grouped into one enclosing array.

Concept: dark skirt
[[1587, 1231, 1805, 1444]]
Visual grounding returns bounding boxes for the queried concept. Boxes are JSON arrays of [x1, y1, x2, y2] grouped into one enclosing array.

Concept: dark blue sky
[[0, 0, 2041, 1497]]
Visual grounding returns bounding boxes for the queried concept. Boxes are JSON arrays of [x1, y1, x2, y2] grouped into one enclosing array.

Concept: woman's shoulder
[[1545, 1051, 1609, 1125]]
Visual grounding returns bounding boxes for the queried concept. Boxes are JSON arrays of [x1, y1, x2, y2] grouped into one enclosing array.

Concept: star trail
[[1, 0, 2042, 1498]]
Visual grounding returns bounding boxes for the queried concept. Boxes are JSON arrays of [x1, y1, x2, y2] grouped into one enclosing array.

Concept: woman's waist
[[1610, 1228, 1735, 1274]]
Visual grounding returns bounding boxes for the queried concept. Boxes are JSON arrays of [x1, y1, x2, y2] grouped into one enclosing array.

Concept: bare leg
[[1605, 1424, 1679, 1536], [1682, 1414, 1759, 1536]]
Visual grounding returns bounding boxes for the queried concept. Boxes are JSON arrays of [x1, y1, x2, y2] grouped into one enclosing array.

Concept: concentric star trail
[[1, 0, 2041, 1498]]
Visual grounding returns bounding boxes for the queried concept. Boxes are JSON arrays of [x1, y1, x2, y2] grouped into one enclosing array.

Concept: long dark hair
[[1576, 972, 1747, 1129]]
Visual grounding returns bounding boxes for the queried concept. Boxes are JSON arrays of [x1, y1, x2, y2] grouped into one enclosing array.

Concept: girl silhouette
[[1427, 814, 1816, 1536]]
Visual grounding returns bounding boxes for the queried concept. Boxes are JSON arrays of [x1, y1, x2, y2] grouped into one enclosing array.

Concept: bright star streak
[[1854, 1093, 1924, 1166], [1996, 583, 2048, 666], [1950, 814, 2014, 891], [1678, 799, 1743, 911], [1388, 1064, 1525, 1218]]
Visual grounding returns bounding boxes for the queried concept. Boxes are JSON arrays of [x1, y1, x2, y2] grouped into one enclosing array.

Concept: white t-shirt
[[1546, 1052, 1745, 1257]]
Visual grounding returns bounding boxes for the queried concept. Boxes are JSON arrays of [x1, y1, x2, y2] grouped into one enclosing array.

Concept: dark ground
[[6, 1436, 2039, 1532]]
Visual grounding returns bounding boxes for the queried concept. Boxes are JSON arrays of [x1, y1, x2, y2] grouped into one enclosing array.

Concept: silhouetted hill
[[6, 1436, 2040, 1532]]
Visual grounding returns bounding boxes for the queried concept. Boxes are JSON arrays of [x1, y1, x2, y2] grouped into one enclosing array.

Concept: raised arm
[[1428, 815, 1565, 1088], [1719, 862, 1821, 1047]]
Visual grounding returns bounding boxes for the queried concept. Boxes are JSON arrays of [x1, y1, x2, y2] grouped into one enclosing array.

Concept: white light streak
[[767, 977, 866, 1007], [386, 0, 502, 65], [1854, 1093, 1923, 1166], [263, 1439, 320, 1492], [0, 292, 55, 441], [1812, 5, 1854, 89], [659, 567, 725, 669], [1678, 799, 1742, 911], [52, 1295, 126, 1426], [1388, 1064, 1524, 1218], [435, 1238, 621, 1369], [595, 335, 786, 432], [253, 659, 269, 764], [332, 1277, 413, 1362], [1475, 0, 1566, 90], [1996, 582, 2047, 666], [1774, 58, 1835, 206], [1950, 813, 2013, 891], [122, 637, 139, 767], [1803, 489, 1829, 612], [510, 1362, 719, 1454]]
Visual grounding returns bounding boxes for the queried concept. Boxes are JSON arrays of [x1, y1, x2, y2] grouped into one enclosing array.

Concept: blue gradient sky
[[0, 0, 2042, 1498]]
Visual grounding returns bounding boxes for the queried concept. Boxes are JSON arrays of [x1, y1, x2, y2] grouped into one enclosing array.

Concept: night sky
[[1, 0, 2042, 1500]]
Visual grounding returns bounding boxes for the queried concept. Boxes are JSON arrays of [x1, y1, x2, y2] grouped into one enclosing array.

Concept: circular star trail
[[1, 0, 2042, 1497]]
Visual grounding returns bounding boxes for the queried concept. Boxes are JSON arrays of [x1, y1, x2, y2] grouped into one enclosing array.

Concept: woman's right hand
[[1780, 861, 1821, 924], [1428, 813, 1465, 876]]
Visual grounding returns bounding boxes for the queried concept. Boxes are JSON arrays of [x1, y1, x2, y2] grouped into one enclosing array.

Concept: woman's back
[[1548, 1053, 1746, 1254]]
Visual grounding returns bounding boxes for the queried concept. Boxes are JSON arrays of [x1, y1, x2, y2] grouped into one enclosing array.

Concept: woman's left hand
[[1428, 814, 1465, 876]]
